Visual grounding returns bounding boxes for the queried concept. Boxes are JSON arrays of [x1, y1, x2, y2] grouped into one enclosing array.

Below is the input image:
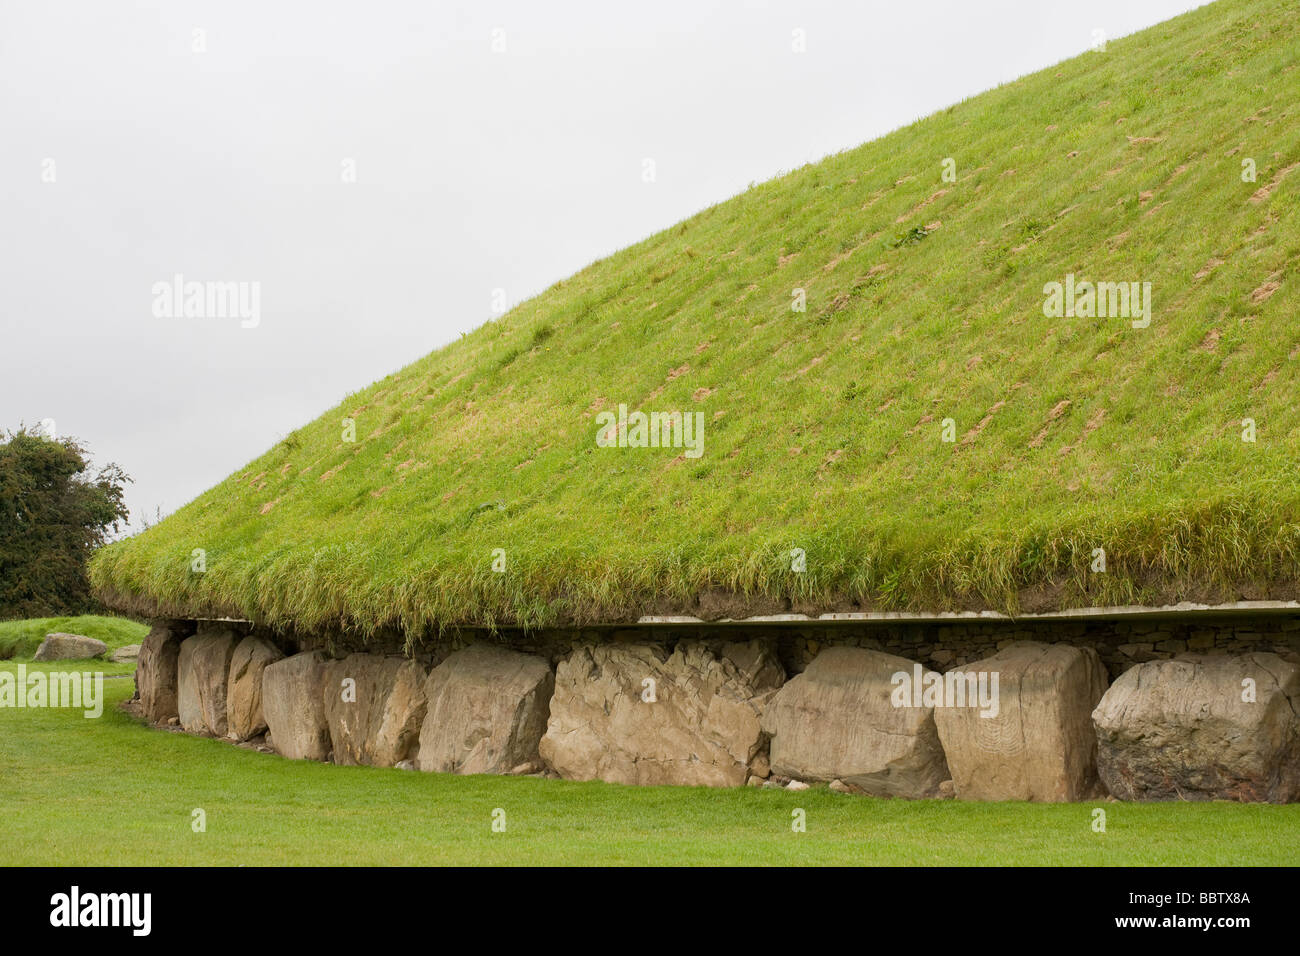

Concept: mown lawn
[[2, 666, 1297, 866]]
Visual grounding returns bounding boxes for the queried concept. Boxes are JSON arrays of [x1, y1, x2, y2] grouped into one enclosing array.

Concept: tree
[[0, 427, 130, 618]]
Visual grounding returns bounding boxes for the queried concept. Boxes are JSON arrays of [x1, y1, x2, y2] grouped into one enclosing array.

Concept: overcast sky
[[1, 0, 1206, 532]]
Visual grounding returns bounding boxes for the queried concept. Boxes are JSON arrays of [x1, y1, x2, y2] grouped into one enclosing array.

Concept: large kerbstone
[[33, 633, 107, 661], [226, 636, 284, 741], [418, 645, 553, 774], [177, 630, 239, 736], [136, 625, 182, 723], [262, 651, 332, 761], [1093, 653, 1300, 803], [539, 640, 784, 787], [761, 647, 949, 798], [933, 641, 1109, 802], [322, 655, 428, 767]]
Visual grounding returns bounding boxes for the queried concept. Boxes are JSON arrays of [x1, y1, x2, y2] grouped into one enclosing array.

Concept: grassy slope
[[2, 670, 1296, 865], [92, 0, 1300, 636], [0, 614, 148, 661]]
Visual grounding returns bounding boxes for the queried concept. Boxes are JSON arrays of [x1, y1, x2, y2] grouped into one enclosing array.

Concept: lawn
[[2, 664, 1297, 866]]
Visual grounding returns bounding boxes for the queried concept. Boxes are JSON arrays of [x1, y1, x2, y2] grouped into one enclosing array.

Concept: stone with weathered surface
[[323, 655, 428, 766], [933, 641, 1109, 802], [721, 639, 786, 690], [262, 651, 332, 761], [177, 630, 239, 736], [33, 633, 107, 661], [1093, 653, 1300, 803], [417, 644, 553, 774], [110, 644, 141, 663], [136, 626, 182, 723], [226, 636, 284, 741], [539, 640, 784, 787], [761, 646, 949, 798]]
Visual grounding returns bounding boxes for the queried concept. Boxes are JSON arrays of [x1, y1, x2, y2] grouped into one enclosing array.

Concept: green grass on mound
[[92, 0, 1300, 635], [1, 667, 1297, 866], [0, 614, 149, 661]]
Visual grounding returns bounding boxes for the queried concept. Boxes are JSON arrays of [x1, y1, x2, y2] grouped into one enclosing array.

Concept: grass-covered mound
[[0, 615, 148, 661], [92, 0, 1300, 635]]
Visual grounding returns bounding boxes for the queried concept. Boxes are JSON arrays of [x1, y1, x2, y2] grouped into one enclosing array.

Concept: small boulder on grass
[[33, 633, 107, 661], [110, 644, 141, 663]]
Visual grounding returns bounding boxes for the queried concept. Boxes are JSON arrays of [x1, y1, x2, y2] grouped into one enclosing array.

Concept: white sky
[[0, 0, 1207, 531]]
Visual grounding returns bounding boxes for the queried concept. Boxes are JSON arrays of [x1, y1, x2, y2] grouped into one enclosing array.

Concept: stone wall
[[134, 613, 1300, 804], [175, 613, 1300, 681]]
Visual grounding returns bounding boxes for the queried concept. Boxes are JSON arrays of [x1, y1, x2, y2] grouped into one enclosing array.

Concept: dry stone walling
[[132, 616, 1300, 803]]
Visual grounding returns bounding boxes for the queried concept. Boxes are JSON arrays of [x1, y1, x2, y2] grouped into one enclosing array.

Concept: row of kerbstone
[[135, 623, 1300, 802], [174, 630, 282, 740], [762, 643, 1107, 800], [139, 624, 555, 772], [139, 625, 785, 782], [260, 646, 554, 770], [135, 624, 280, 740], [760, 642, 1300, 803]]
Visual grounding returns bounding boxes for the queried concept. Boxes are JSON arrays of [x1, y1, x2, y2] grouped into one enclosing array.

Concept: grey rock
[[261, 651, 332, 761], [322, 655, 428, 767], [761, 646, 950, 799], [136, 625, 182, 724], [417, 645, 552, 775], [934, 642, 1109, 802], [539, 640, 784, 787], [225, 636, 284, 741], [1093, 653, 1300, 803], [34, 633, 107, 661], [177, 629, 238, 736]]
